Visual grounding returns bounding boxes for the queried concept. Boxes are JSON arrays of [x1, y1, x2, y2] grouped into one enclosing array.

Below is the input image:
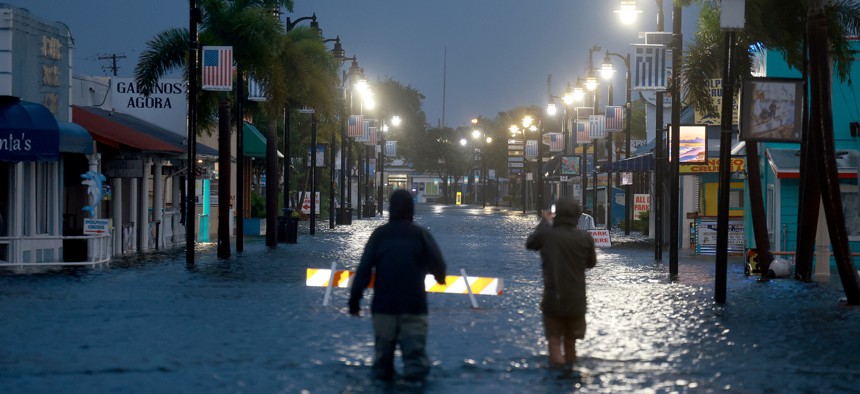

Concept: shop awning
[[0, 97, 59, 161], [58, 122, 94, 154], [243, 122, 283, 159], [766, 148, 858, 179], [72, 105, 216, 156], [604, 154, 655, 172]]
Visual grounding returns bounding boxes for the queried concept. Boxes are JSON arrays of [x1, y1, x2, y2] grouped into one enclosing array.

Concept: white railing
[[0, 234, 112, 267]]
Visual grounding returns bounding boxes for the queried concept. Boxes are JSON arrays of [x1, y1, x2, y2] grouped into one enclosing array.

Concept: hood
[[553, 197, 582, 225], [389, 189, 414, 221]]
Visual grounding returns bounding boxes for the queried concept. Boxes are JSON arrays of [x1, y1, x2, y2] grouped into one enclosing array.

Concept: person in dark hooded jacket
[[349, 189, 447, 381], [526, 197, 596, 367]]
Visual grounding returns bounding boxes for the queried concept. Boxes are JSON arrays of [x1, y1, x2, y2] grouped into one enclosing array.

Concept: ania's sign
[[0, 130, 59, 162]]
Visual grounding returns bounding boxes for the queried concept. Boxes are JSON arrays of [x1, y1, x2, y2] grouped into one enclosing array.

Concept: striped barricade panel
[[306, 269, 504, 295]]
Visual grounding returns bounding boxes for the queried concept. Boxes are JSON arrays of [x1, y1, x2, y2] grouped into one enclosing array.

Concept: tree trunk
[[217, 97, 231, 259], [265, 117, 279, 247], [745, 141, 775, 279], [807, 9, 860, 303]]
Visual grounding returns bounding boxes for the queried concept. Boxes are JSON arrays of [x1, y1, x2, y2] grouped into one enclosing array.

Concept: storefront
[[0, 96, 108, 267]]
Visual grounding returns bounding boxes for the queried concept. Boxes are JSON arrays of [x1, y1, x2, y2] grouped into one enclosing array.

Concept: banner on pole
[[632, 44, 667, 91], [201, 46, 233, 91]]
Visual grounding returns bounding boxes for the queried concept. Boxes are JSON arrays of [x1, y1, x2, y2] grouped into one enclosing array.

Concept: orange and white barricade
[[306, 266, 504, 308]]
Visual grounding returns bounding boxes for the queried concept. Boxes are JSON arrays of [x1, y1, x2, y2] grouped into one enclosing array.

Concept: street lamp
[[377, 114, 400, 215], [602, 50, 633, 235], [510, 117, 537, 214], [471, 119, 492, 208], [585, 45, 601, 221], [614, 0, 643, 25]]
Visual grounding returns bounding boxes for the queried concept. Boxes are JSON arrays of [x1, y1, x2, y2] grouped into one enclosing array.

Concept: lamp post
[[510, 117, 536, 214], [585, 46, 601, 222], [602, 50, 633, 234], [601, 50, 631, 233], [616, 0, 666, 261], [377, 114, 400, 215], [471, 119, 492, 208]]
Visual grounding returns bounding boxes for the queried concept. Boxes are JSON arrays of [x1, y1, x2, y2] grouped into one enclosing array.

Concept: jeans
[[371, 313, 430, 381]]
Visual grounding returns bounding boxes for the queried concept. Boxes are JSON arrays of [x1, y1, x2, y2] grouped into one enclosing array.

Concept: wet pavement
[[1, 204, 859, 393]]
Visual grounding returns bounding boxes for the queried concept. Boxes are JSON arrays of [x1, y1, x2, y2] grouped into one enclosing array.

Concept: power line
[[98, 53, 126, 76]]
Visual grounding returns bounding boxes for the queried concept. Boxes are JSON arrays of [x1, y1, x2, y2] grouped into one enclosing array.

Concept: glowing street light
[[614, 0, 642, 25]]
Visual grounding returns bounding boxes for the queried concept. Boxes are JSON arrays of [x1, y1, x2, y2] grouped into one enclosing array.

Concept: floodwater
[[1, 204, 859, 393]]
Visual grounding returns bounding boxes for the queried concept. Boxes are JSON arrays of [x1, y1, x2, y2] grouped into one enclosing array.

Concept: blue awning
[[0, 97, 60, 161], [604, 154, 655, 172], [58, 122, 94, 154]]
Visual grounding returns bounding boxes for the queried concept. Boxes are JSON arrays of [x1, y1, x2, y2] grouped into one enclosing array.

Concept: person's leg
[[398, 314, 430, 381], [371, 314, 399, 381], [543, 315, 566, 366], [562, 315, 586, 365], [546, 335, 566, 366], [562, 339, 577, 364]]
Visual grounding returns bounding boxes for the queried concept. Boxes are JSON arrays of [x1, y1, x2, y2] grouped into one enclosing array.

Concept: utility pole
[[98, 53, 126, 76]]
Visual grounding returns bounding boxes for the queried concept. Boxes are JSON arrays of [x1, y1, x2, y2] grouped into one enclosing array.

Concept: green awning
[[243, 122, 283, 159]]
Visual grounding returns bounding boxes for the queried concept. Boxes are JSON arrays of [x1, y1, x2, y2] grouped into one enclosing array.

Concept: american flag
[[355, 120, 369, 142], [542, 132, 564, 152], [348, 115, 363, 137], [605, 106, 624, 132], [202, 46, 233, 91], [633, 44, 667, 91], [589, 115, 606, 139], [247, 76, 267, 101], [365, 123, 378, 145], [576, 121, 589, 143]]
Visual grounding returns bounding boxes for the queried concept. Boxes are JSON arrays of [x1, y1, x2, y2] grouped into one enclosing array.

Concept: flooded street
[[2, 204, 859, 393]]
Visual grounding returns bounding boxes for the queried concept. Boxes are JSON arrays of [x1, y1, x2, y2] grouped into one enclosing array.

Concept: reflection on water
[[1, 204, 858, 393]]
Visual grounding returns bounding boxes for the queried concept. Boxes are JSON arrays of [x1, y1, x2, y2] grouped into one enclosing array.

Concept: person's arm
[[525, 213, 552, 251], [586, 236, 597, 269], [349, 232, 377, 316], [422, 229, 447, 284]]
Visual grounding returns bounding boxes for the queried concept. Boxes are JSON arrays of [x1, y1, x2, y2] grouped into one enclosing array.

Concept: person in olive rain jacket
[[526, 197, 597, 367], [349, 189, 447, 381]]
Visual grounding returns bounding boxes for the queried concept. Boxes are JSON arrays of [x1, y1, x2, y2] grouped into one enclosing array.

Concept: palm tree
[[134, 0, 293, 258], [256, 25, 339, 246], [681, 0, 860, 303]]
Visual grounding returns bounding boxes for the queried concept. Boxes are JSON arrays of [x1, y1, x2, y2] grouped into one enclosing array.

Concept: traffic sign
[[508, 139, 523, 144], [508, 157, 524, 162], [508, 162, 524, 168]]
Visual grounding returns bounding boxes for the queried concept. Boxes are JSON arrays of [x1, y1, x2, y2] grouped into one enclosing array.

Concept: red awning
[[72, 106, 183, 153]]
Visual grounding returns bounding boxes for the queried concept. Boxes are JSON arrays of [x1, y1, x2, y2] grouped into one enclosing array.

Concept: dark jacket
[[526, 198, 597, 317], [349, 190, 447, 315]]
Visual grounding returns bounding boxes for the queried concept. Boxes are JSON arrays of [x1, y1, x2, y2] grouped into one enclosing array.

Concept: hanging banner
[[247, 75, 267, 101], [576, 121, 589, 143], [524, 140, 538, 159], [589, 115, 606, 139], [605, 106, 624, 132], [632, 44, 667, 91], [347, 115, 364, 137], [542, 132, 564, 152], [201, 46, 233, 91], [385, 140, 397, 157]]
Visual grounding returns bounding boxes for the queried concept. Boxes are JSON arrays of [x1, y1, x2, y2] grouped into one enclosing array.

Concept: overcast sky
[[15, 0, 700, 129]]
